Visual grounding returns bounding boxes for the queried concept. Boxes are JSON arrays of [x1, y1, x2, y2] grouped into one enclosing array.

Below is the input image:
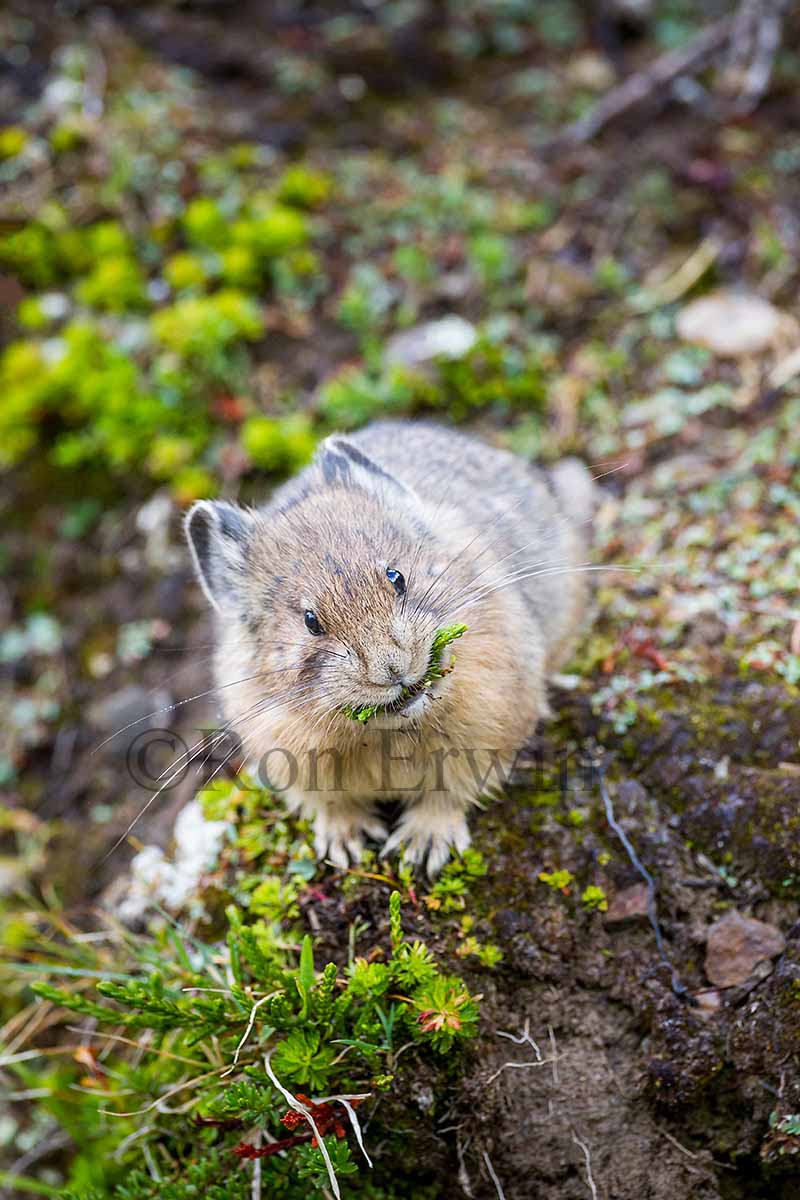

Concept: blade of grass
[[5, 963, 135, 981], [0, 1172, 64, 1197]]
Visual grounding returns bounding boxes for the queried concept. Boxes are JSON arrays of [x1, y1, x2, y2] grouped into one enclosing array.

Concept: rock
[[0, 856, 25, 896], [136, 490, 178, 571], [694, 989, 722, 1018], [436, 270, 472, 302], [136, 489, 172, 535], [384, 315, 477, 368], [705, 909, 785, 987], [42, 77, 84, 115], [38, 292, 70, 321], [566, 53, 616, 93], [88, 685, 172, 736], [609, 0, 654, 17], [676, 290, 782, 358], [604, 882, 651, 926]]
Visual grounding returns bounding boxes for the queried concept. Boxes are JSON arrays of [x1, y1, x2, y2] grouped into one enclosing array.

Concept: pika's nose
[[371, 649, 413, 687]]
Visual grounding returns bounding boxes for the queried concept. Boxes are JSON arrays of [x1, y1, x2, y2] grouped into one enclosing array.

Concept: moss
[[581, 884, 608, 912], [171, 465, 219, 503], [0, 125, 28, 159], [183, 196, 229, 248], [538, 868, 575, 892], [151, 289, 263, 356], [606, 677, 800, 897], [241, 413, 317, 473], [164, 251, 210, 291], [219, 244, 262, 288], [425, 848, 488, 913], [75, 255, 148, 311], [231, 204, 309, 259], [0, 148, 332, 493], [49, 120, 87, 154], [276, 164, 333, 209]]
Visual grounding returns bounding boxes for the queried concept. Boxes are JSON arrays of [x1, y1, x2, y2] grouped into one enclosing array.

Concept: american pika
[[185, 420, 595, 875]]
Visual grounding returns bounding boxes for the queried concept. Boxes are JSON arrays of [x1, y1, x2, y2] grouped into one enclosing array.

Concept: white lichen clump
[[114, 799, 229, 922]]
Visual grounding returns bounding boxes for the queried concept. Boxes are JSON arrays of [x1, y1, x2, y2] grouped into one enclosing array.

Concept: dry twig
[[570, 1130, 599, 1200], [561, 0, 791, 145], [482, 1150, 507, 1200], [561, 15, 735, 144]]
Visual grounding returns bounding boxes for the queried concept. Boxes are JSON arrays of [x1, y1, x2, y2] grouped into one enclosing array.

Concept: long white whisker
[[419, 508, 600, 624], [239, 680, 345, 757], [244, 684, 341, 747], [411, 458, 604, 622], [425, 546, 583, 627], [100, 678, 335, 861], [410, 491, 533, 620], [438, 555, 590, 613], [92, 670, 278, 753], [402, 455, 465, 615], [448, 564, 637, 618]]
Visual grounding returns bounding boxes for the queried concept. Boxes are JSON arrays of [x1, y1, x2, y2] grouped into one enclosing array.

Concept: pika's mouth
[[386, 670, 434, 715], [343, 623, 467, 725]]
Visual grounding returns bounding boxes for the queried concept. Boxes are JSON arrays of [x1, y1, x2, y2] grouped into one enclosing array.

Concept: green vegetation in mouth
[[343, 622, 467, 724]]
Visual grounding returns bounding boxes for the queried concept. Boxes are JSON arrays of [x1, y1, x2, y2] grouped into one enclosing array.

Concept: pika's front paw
[[382, 806, 471, 877], [313, 808, 387, 869]]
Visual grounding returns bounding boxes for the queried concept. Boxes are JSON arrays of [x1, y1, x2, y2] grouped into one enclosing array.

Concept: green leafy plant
[[276, 164, 333, 209], [0, 124, 28, 159], [426, 848, 488, 913], [240, 412, 317, 472], [317, 363, 419, 429], [538, 868, 575, 893], [13, 889, 478, 1198], [164, 250, 211, 291], [74, 255, 147, 311], [151, 289, 263, 358], [581, 885, 608, 912], [337, 263, 396, 366]]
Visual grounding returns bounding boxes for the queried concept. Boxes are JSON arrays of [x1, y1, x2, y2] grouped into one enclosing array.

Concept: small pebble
[[705, 909, 785, 988]]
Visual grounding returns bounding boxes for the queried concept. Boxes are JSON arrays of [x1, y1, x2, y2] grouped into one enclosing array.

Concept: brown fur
[[185, 420, 595, 874]]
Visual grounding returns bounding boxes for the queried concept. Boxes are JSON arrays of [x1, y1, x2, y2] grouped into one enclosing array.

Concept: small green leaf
[[389, 890, 403, 954], [299, 933, 315, 998]]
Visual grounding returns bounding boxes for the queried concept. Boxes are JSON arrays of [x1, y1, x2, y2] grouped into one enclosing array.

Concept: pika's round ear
[[184, 500, 252, 612], [316, 435, 412, 497]]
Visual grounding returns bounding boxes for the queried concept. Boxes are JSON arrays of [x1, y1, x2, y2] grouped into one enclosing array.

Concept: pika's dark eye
[[386, 568, 406, 597], [304, 610, 324, 636]]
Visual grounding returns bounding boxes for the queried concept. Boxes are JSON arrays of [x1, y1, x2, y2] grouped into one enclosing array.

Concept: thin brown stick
[[560, 15, 735, 144]]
